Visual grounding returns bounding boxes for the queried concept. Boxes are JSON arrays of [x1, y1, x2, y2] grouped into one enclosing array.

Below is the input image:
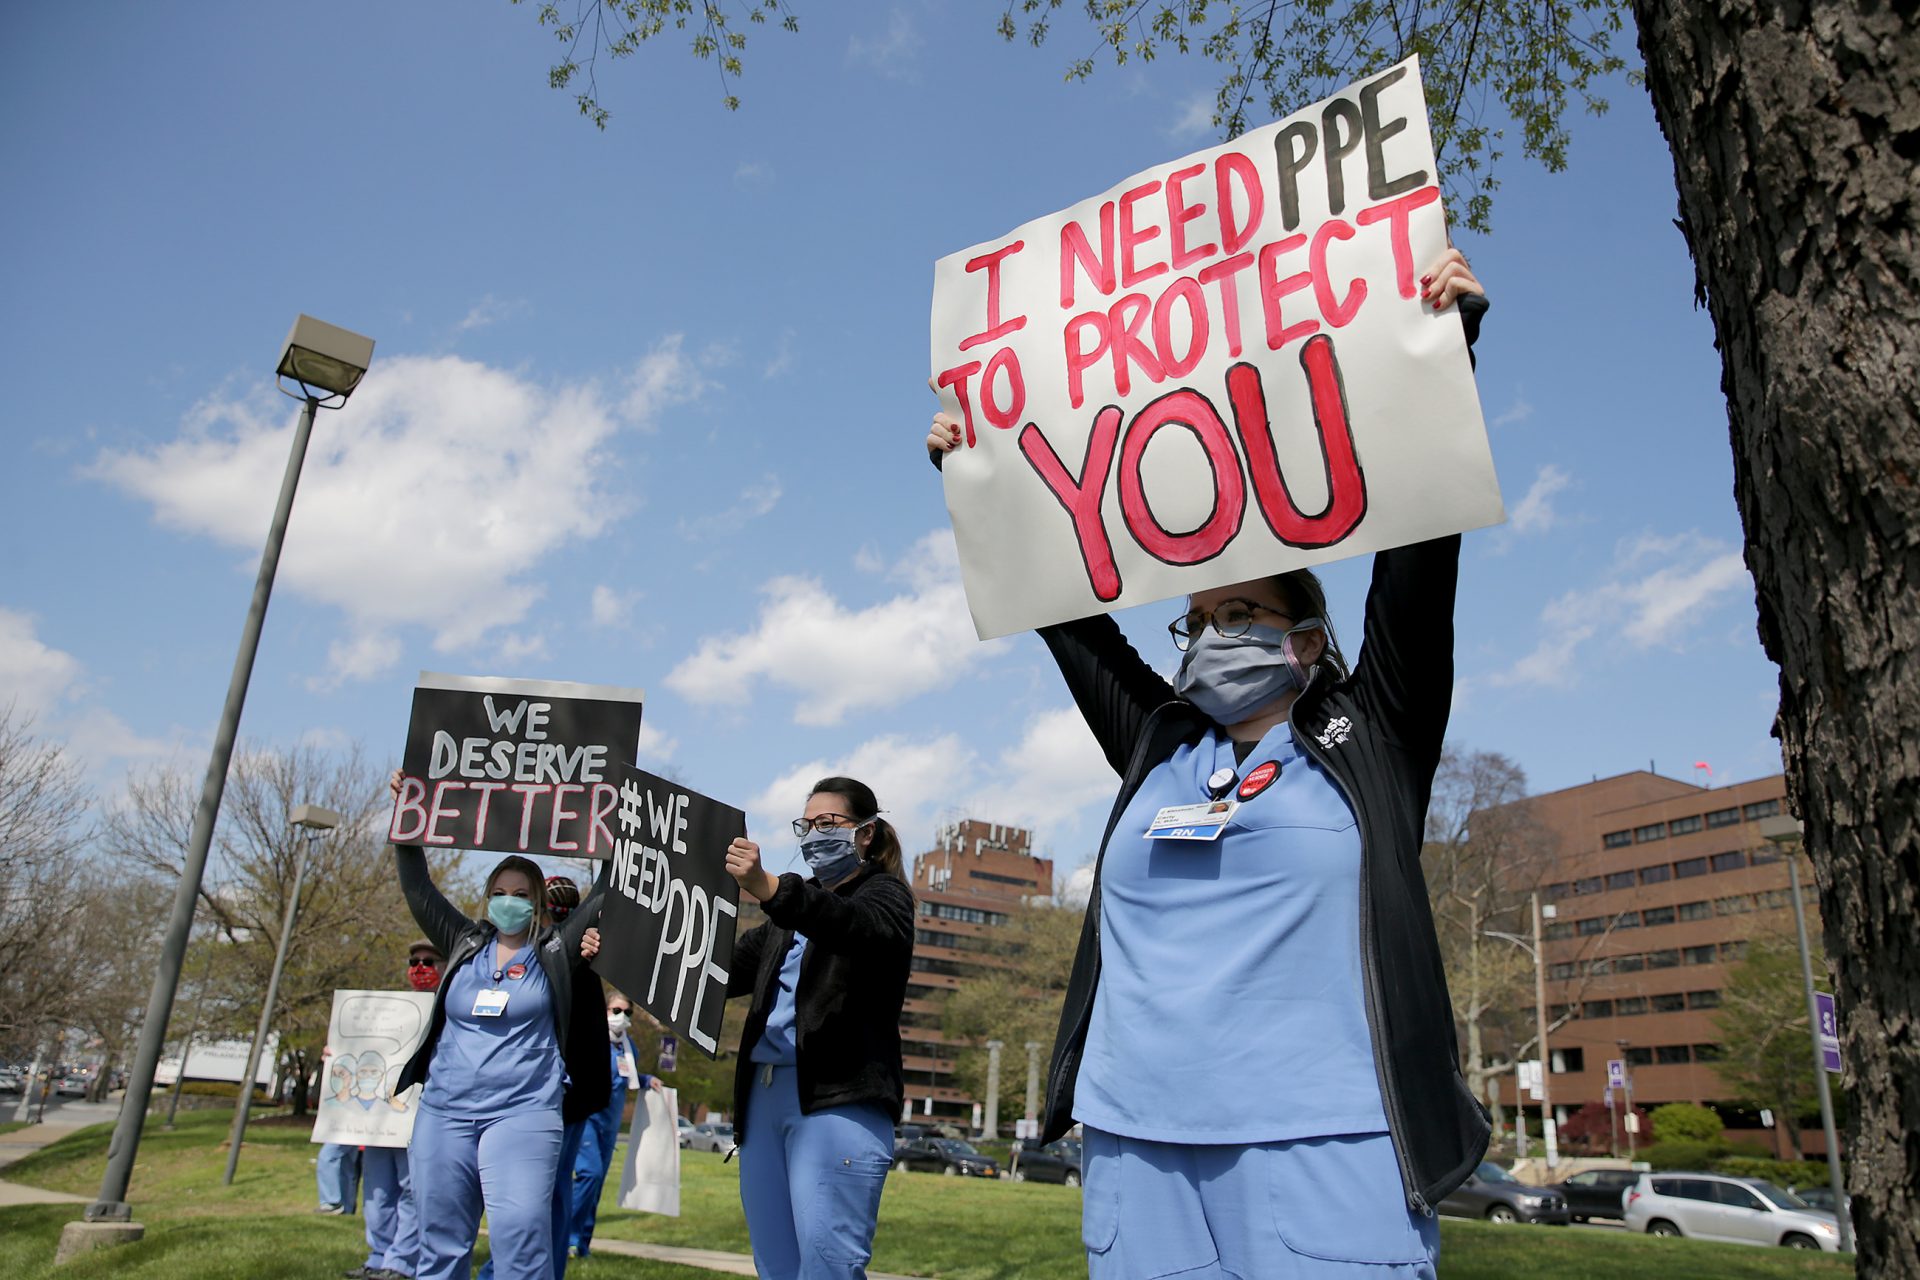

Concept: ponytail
[[809, 776, 905, 881]]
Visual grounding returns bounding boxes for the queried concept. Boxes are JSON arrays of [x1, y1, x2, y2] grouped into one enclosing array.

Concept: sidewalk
[[586, 1237, 920, 1279], [0, 1122, 90, 1206]]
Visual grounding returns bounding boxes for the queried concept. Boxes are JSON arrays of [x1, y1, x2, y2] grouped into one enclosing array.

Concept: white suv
[[1624, 1173, 1844, 1251]]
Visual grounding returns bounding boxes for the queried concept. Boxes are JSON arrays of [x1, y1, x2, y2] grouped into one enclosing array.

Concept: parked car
[[0, 1069, 21, 1094], [675, 1116, 695, 1148], [1623, 1173, 1842, 1250], [892, 1137, 1000, 1179], [1435, 1162, 1570, 1224], [54, 1076, 90, 1098], [1010, 1138, 1082, 1186], [1548, 1168, 1640, 1221], [1792, 1184, 1849, 1216], [686, 1121, 735, 1154]]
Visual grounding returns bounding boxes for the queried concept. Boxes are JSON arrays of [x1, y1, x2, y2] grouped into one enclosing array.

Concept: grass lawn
[[0, 1120, 31, 1136], [2, 1112, 1855, 1279]]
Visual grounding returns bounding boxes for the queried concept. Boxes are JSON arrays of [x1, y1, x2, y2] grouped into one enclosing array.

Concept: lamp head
[[289, 803, 344, 832], [276, 315, 375, 399], [1757, 814, 1803, 846]]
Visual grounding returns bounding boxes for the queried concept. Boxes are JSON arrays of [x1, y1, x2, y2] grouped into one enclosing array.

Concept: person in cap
[[346, 938, 445, 1279]]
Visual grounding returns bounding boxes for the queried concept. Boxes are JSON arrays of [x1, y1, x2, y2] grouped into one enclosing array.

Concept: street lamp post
[[1484, 891, 1558, 1170], [164, 943, 220, 1130], [223, 805, 340, 1184], [75, 318, 372, 1247], [1759, 815, 1853, 1254], [1616, 1039, 1637, 1161]]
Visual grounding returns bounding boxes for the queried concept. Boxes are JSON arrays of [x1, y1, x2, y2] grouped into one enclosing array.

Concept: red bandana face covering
[[408, 963, 442, 992]]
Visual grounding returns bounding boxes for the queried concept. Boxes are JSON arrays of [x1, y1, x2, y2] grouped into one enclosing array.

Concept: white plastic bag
[[617, 1084, 681, 1216]]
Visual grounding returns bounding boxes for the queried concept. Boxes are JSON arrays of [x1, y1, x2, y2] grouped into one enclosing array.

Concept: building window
[[1544, 881, 1572, 900], [1678, 901, 1712, 921], [1674, 856, 1709, 878], [1548, 962, 1578, 980], [1550, 1003, 1575, 1021], [1587, 958, 1614, 976], [1750, 845, 1783, 865], [1715, 894, 1756, 916], [1603, 830, 1633, 849], [1683, 944, 1718, 965], [1706, 806, 1741, 828], [1607, 870, 1637, 890], [1719, 940, 1749, 961], [1544, 922, 1575, 941], [1669, 815, 1704, 836], [1626, 1047, 1654, 1066], [1641, 905, 1677, 926], [1614, 911, 1642, 930], [1693, 1043, 1723, 1062], [1551, 1047, 1586, 1073], [1615, 953, 1646, 973], [1656, 1045, 1692, 1064], [1710, 850, 1747, 873], [1651, 993, 1686, 1013], [1646, 949, 1682, 969], [1614, 996, 1648, 1015], [1584, 1000, 1614, 1018], [970, 870, 1039, 888], [1575, 876, 1605, 895], [1687, 990, 1721, 1009], [1641, 863, 1673, 885], [1635, 823, 1669, 842], [1577, 917, 1608, 937], [1743, 799, 1781, 820]]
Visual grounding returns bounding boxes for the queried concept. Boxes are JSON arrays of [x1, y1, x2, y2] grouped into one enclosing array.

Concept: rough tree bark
[[1631, 2, 1918, 1272]]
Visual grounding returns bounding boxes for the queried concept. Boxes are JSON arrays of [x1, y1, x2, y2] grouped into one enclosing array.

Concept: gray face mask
[[1173, 620, 1323, 724], [799, 823, 868, 883]]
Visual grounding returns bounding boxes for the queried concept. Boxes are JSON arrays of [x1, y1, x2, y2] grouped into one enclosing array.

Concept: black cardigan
[[394, 844, 610, 1121], [727, 863, 915, 1139]]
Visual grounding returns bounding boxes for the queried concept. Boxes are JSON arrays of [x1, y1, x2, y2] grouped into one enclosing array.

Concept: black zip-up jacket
[[728, 863, 915, 1140], [394, 844, 610, 1120], [1037, 534, 1488, 1213]]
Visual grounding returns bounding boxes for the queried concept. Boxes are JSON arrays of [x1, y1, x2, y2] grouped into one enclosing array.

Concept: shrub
[[1644, 1138, 1732, 1170], [1649, 1101, 1723, 1143], [1712, 1155, 1831, 1187]]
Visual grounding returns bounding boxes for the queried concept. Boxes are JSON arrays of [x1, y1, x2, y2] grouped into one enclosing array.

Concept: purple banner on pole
[[1815, 992, 1842, 1073]]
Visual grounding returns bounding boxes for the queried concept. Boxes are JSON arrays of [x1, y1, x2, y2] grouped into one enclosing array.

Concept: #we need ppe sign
[[931, 57, 1504, 639]]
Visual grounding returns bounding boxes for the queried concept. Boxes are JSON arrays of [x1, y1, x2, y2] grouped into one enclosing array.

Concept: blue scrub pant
[[568, 1082, 628, 1255], [737, 1064, 893, 1280], [317, 1142, 362, 1211], [411, 1104, 564, 1280], [475, 1116, 586, 1280], [1080, 1128, 1439, 1279], [362, 1147, 419, 1275]]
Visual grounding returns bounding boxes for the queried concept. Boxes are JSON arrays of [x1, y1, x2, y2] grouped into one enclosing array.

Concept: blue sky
[[0, 3, 1780, 887]]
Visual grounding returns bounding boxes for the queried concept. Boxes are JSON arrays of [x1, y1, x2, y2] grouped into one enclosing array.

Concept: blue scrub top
[[422, 937, 567, 1117], [749, 932, 808, 1066], [1075, 723, 1389, 1145]]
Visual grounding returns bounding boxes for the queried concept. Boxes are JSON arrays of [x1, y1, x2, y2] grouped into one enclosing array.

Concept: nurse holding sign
[[926, 59, 1497, 1280]]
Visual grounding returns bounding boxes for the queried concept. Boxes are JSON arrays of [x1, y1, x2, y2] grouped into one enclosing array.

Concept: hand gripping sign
[[388, 672, 647, 859], [931, 56, 1504, 639], [592, 766, 744, 1057]]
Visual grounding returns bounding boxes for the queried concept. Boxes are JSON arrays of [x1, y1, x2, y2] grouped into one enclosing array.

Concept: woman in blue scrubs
[[926, 250, 1490, 1278], [390, 773, 605, 1280], [721, 776, 915, 1280]]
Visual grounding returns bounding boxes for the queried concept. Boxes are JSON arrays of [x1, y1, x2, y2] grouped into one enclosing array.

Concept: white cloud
[[456, 294, 522, 333], [1484, 531, 1753, 689], [1507, 464, 1571, 536], [493, 631, 550, 666], [637, 720, 678, 762], [748, 733, 968, 873], [1491, 391, 1535, 428], [966, 707, 1114, 836], [763, 330, 796, 379], [621, 334, 712, 428], [846, 9, 922, 76], [1167, 92, 1215, 139], [677, 473, 783, 541], [92, 339, 707, 688], [1060, 863, 1095, 908], [0, 607, 83, 714], [664, 529, 1003, 725], [734, 161, 774, 187], [591, 584, 636, 628]]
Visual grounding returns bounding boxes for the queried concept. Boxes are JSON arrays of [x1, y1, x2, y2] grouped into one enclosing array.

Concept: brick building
[[901, 819, 1055, 1122], [1496, 769, 1825, 1147]]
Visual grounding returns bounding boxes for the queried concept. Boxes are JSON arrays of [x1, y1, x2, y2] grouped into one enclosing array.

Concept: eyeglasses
[[792, 814, 867, 837], [1168, 600, 1293, 651], [608, 1008, 632, 1017], [407, 957, 441, 969]]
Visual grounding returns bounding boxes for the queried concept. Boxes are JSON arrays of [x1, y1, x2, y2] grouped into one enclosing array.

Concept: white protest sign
[[618, 1084, 682, 1217], [309, 989, 434, 1149], [931, 56, 1503, 639]]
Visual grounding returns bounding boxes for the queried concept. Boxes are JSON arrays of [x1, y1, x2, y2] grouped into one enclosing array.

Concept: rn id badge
[[1146, 800, 1238, 842], [472, 988, 510, 1018]]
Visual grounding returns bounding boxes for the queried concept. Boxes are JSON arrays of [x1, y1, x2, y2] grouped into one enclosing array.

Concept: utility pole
[[982, 1040, 1003, 1139], [1531, 891, 1556, 1170]]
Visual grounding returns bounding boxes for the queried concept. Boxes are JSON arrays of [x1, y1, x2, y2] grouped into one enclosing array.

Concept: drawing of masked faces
[[327, 1054, 356, 1104], [353, 1051, 388, 1109]]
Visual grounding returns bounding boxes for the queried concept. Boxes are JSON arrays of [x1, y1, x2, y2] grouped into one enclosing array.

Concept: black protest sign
[[592, 766, 743, 1058], [388, 672, 646, 860]]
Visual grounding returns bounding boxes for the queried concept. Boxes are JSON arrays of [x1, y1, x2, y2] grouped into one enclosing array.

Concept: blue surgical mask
[[487, 894, 536, 934], [1173, 620, 1321, 724], [799, 826, 865, 884]]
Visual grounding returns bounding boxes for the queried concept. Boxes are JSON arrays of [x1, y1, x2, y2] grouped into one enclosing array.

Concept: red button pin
[[1238, 760, 1280, 800], [505, 963, 528, 980]]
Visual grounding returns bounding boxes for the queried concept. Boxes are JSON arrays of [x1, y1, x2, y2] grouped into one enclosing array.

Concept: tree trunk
[[1631, 2, 1919, 1273]]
